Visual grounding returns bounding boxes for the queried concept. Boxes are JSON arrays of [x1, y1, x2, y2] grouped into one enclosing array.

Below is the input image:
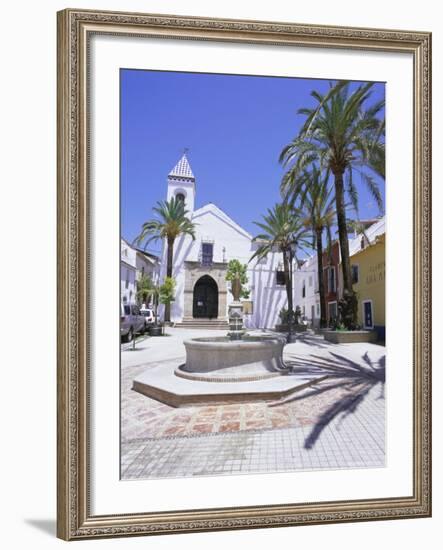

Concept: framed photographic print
[[57, 8, 431, 540]]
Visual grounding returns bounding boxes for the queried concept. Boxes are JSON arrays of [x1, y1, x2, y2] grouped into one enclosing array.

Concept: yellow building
[[350, 227, 385, 340]]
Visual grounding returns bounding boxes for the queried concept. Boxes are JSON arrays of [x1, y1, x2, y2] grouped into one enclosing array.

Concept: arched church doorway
[[193, 275, 218, 319]]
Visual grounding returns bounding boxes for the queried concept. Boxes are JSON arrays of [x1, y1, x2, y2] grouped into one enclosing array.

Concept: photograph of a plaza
[[120, 70, 386, 480]]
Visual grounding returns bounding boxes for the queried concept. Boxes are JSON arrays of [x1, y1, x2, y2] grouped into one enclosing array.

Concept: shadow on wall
[[24, 519, 56, 537]]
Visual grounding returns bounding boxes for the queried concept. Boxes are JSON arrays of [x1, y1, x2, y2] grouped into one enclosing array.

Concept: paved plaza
[[121, 328, 385, 480]]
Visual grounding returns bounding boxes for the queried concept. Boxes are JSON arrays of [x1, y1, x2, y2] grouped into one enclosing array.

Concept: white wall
[[248, 252, 289, 329], [296, 255, 321, 326], [135, 251, 159, 284], [161, 203, 292, 327], [120, 262, 137, 304], [1, 1, 441, 550], [121, 239, 137, 304]]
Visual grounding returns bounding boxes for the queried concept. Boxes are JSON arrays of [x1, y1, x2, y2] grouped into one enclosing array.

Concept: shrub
[[159, 277, 176, 306]]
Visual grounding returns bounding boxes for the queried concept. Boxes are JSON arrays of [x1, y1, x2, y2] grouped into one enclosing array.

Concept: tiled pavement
[[121, 363, 355, 440], [121, 339, 385, 441], [121, 383, 385, 479], [121, 330, 385, 480]]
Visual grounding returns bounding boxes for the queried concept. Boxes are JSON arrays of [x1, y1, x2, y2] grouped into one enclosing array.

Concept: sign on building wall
[[366, 261, 386, 285]]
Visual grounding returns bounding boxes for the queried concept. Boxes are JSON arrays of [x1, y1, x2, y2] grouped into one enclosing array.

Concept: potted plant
[[225, 259, 249, 301]]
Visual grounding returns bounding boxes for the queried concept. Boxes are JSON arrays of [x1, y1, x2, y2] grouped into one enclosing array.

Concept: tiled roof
[[348, 217, 386, 256], [297, 217, 385, 270], [168, 153, 195, 180]]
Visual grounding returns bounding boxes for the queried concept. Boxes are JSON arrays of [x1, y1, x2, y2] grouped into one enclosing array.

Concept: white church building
[[159, 153, 296, 329]]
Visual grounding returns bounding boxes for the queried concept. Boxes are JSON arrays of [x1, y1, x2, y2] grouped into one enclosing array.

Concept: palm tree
[[286, 166, 335, 329], [280, 81, 385, 327], [250, 203, 310, 342], [134, 196, 196, 321]]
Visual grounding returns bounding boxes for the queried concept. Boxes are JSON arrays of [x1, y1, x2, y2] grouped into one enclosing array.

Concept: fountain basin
[[132, 333, 329, 407], [178, 335, 288, 382]]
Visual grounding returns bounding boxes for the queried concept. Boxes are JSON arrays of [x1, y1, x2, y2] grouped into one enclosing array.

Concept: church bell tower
[[167, 152, 195, 214]]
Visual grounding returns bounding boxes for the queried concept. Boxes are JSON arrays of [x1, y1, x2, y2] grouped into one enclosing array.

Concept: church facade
[[159, 154, 291, 329]]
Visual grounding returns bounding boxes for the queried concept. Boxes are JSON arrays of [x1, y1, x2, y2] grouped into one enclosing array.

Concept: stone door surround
[[183, 261, 228, 321]]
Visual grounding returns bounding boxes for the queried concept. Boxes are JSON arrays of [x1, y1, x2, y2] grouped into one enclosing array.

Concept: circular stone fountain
[[132, 293, 326, 408], [175, 297, 290, 382], [175, 335, 289, 383]]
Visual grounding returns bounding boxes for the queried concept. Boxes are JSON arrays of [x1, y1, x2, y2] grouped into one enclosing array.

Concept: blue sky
[[121, 70, 385, 255]]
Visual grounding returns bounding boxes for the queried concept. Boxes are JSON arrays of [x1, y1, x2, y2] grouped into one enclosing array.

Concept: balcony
[[199, 240, 214, 266], [200, 253, 213, 266]]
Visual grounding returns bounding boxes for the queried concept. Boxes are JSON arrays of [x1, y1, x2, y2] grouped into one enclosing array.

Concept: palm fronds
[[134, 196, 196, 250]]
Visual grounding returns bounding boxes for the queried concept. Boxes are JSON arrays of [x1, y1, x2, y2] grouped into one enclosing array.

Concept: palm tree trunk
[[154, 292, 159, 325], [334, 171, 358, 329], [283, 249, 295, 343], [166, 238, 174, 277], [164, 238, 174, 322], [334, 171, 352, 293], [316, 228, 327, 328]]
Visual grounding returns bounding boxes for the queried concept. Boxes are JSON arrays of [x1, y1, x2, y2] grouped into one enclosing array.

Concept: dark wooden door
[[193, 275, 218, 318]]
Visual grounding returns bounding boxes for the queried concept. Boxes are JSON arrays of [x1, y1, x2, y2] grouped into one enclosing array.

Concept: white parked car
[[140, 308, 155, 328]]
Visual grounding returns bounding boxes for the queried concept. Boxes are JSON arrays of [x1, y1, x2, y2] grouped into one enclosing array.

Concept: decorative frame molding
[[57, 8, 431, 540]]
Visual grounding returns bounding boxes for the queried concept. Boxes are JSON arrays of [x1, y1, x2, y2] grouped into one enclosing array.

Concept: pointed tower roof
[[168, 153, 195, 181]]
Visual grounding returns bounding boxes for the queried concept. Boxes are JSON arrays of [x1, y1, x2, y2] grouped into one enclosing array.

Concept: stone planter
[[231, 277, 242, 301], [149, 325, 163, 336], [323, 330, 377, 344]]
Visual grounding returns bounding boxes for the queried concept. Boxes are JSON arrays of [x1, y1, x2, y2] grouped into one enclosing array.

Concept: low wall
[[323, 330, 377, 344], [275, 324, 308, 333]]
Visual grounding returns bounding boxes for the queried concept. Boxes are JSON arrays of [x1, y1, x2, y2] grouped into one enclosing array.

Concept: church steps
[[174, 319, 229, 330]]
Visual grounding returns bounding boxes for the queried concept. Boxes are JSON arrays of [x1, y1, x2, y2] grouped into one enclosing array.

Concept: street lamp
[[286, 245, 297, 344]]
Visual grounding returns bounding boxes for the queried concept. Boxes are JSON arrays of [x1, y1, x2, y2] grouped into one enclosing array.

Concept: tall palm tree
[[134, 196, 196, 321], [280, 81, 385, 327], [250, 203, 310, 342], [286, 166, 335, 329]]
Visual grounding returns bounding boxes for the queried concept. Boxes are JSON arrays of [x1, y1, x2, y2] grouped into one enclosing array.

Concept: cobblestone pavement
[[121, 330, 385, 479]]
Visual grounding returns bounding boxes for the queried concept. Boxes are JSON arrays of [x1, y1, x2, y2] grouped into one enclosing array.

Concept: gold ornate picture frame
[[57, 8, 431, 540]]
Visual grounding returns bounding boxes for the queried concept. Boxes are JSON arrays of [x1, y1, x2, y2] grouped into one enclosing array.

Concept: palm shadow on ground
[[276, 351, 385, 450], [295, 333, 338, 349]]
